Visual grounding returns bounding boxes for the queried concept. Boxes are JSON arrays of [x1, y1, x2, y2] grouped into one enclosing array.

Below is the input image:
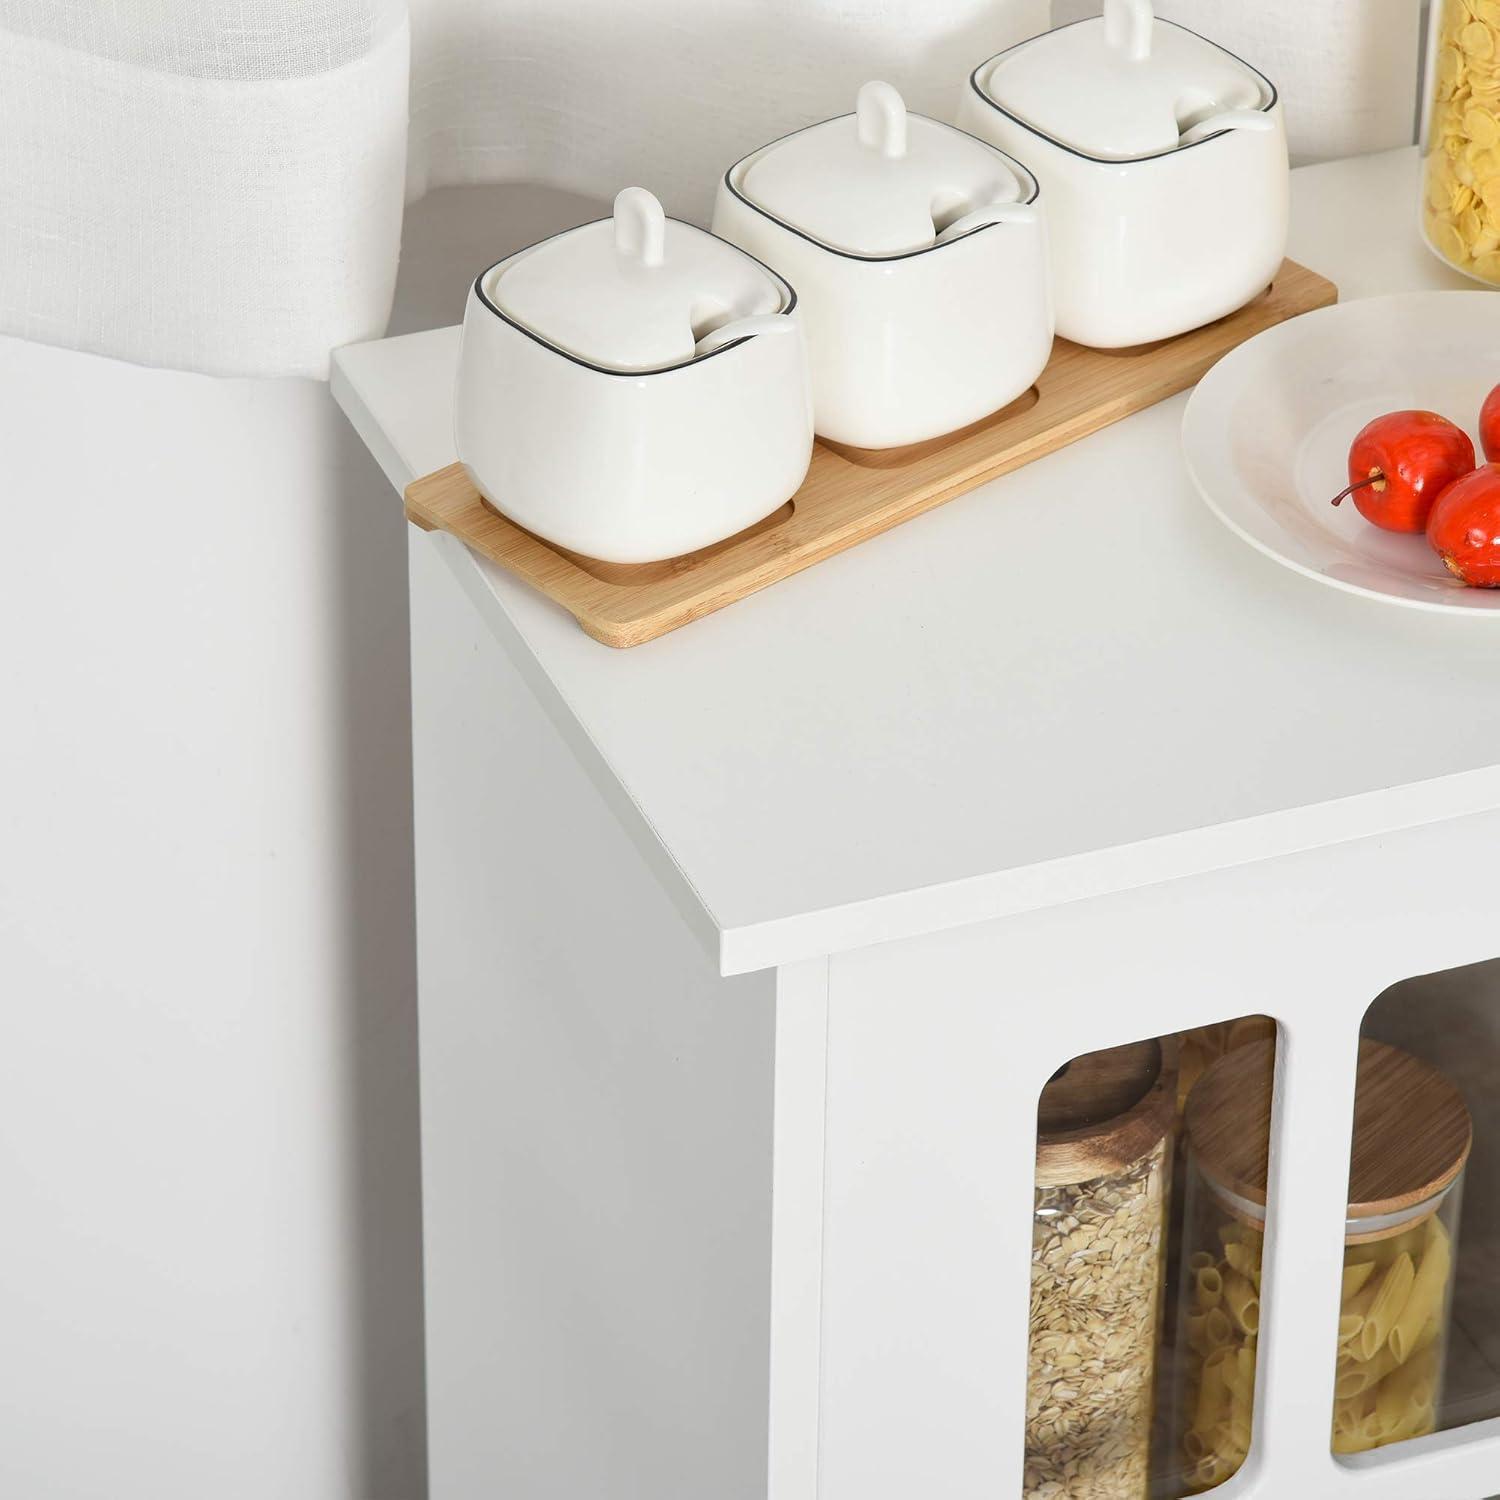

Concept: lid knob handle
[[1103, 0, 1154, 62], [855, 80, 908, 159], [613, 186, 666, 268]]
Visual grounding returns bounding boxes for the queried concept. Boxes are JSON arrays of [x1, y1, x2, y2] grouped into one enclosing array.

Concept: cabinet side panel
[[816, 958, 1039, 1500], [410, 533, 775, 1500], [768, 959, 830, 1500]]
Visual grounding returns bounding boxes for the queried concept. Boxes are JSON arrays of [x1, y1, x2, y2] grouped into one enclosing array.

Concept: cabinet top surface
[[333, 149, 1500, 975]]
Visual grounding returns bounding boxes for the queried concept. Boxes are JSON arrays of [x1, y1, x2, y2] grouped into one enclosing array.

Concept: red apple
[[1333, 411, 1476, 534], [1481, 384, 1500, 463], [1427, 463, 1500, 588]]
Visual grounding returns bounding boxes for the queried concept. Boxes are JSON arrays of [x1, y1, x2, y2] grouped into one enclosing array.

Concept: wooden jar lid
[[1036, 1038, 1177, 1188], [1186, 1038, 1473, 1220]]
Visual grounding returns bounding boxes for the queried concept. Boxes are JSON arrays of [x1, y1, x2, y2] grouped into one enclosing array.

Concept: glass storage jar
[[1173, 1039, 1472, 1491], [1028, 1039, 1177, 1500], [1422, 0, 1500, 283], [1174, 1018, 1277, 1120]]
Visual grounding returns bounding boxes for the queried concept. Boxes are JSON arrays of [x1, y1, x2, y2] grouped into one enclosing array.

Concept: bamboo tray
[[406, 259, 1336, 648]]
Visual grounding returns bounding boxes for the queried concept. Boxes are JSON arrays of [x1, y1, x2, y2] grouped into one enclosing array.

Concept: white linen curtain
[[1, 0, 1424, 380], [0, 0, 409, 376]]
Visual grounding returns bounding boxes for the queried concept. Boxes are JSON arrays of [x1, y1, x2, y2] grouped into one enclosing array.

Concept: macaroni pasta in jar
[[1423, 0, 1500, 282], [1173, 1039, 1472, 1491]]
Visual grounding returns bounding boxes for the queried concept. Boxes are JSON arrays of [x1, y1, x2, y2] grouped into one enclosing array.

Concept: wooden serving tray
[[407, 259, 1335, 648]]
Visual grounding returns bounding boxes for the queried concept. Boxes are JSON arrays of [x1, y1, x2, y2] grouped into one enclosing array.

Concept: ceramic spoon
[[935, 200, 1040, 242], [611, 189, 794, 359], [852, 82, 1041, 243], [1100, 1, 1270, 149], [1178, 109, 1276, 148], [692, 314, 795, 358]]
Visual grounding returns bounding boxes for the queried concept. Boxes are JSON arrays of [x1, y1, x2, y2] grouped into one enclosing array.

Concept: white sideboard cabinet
[[334, 149, 1500, 1500]]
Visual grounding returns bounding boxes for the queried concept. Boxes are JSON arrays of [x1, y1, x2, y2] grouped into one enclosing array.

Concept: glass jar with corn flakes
[[1171, 1039, 1471, 1493], [1423, 0, 1500, 282]]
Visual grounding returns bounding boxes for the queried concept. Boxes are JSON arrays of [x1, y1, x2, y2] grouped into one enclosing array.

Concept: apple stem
[[1331, 472, 1385, 508]]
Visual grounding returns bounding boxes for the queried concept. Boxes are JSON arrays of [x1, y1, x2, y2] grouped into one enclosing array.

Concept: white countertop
[[333, 148, 1500, 975]]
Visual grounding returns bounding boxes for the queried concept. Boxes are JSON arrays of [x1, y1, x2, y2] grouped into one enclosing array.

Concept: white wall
[[0, 165, 636, 1500], [0, 339, 424, 1498], [1049, 0, 1426, 165], [0, 176, 621, 1500]]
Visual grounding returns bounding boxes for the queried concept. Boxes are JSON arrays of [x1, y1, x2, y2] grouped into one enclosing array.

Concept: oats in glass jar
[[1029, 1042, 1177, 1500]]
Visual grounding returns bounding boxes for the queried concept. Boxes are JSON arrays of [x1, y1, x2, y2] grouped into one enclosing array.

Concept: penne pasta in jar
[[1356, 1253, 1416, 1361], [1341, 1261, 1375, 1302], [1173, 1039, 1471, 1492]]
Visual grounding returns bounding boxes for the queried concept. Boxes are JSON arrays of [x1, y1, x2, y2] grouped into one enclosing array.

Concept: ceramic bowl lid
[[488, 187, 787, 372], [740, 81, 1032, 256], [980, 0, 1271, 161]]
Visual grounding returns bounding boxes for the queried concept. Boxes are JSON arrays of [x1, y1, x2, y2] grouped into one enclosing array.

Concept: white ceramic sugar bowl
[[712, 81, 1053, 450], [454, 187, 814, 565], [958, 0, 1289, 349]]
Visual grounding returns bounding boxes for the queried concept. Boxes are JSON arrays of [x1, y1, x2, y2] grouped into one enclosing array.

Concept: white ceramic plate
[[1182, 290, 1500, 615]]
